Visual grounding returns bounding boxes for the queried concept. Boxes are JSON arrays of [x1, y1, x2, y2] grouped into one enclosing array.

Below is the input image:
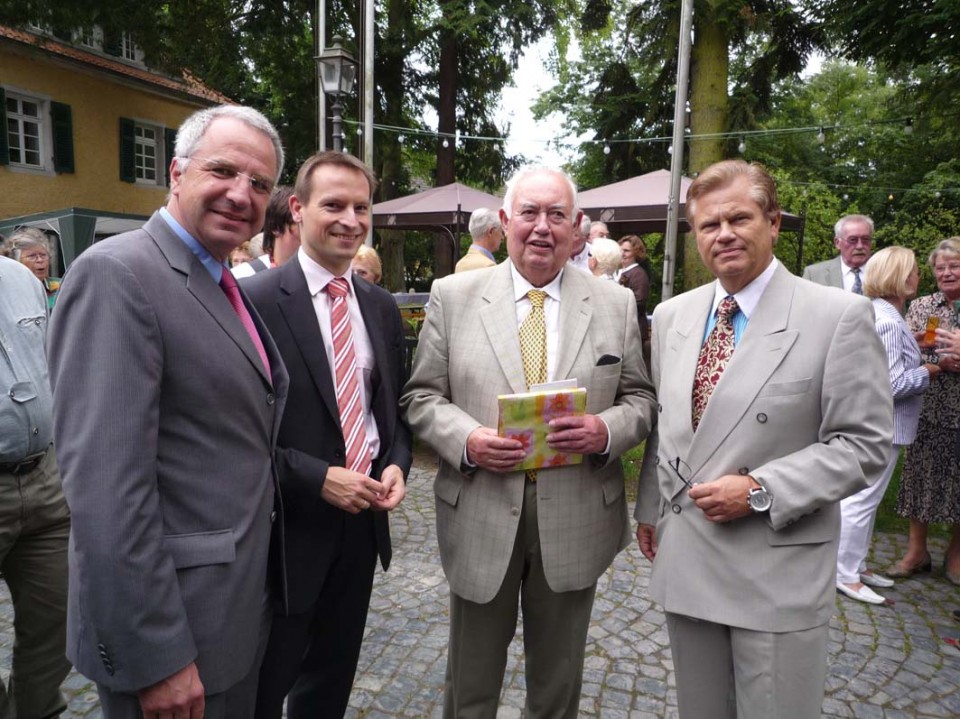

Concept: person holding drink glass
[[888, 237, 960, 583]]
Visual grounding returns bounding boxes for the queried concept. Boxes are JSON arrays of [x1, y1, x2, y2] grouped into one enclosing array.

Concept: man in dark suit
[[243, 151, 412, 719], [48, 105, 289, 719]]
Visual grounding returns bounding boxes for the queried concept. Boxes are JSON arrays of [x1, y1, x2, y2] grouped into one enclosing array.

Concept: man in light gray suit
[[402, 166, 656, 718], [48, 105, 289, 719], [801, 213, 874, 291], [635, 161, 892, 719]]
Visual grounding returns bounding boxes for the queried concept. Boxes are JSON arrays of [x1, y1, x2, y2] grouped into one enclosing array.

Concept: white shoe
[[837, 582, 886, 605], [860, 571, 895, 588]]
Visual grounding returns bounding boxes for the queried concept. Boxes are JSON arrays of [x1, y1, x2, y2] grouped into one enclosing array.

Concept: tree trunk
[[683, 8, 729, 289]]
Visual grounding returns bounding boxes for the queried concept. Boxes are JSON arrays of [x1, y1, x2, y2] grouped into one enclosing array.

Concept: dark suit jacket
[[48, 212, 289, 694], [242, 259, 412, 614]]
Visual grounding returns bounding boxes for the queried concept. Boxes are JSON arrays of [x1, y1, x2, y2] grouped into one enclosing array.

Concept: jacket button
[[756, 412, 768, 423], [654, 456, 660, 465], [270, 510, 277, 523], [511, 506, 520, 516], [738, 467, 749, 475], [33, 427, 39, 435], [266, 393, 275, 405], [672, 504, 681, 514], [658, 403, 663, 413]]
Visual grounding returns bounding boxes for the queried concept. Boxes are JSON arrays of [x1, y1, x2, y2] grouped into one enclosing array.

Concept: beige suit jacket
[[635, 266, 892, 632], [454, 246, 497, 273], [801, 255, 843, 288], [402, 262, 656, 603]]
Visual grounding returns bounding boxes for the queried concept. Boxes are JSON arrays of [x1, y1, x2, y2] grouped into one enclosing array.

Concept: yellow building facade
[[0, 25, 228, 265]]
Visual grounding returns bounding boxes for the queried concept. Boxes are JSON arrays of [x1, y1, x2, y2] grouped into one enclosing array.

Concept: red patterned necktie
[[219, 269, 271, 377], [691, 295, 739, 431], [326, 277, 372, 476]]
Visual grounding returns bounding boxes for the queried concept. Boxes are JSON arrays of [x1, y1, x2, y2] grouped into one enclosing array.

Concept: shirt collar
[[298, 247, 354, 297], [159, 207, 226, 282], [510, 261, 563, 304], [710, 257, 779, 320], [840, 258, 862, 277], [470, 244, 496, 262], [622, 262, 638, 272]]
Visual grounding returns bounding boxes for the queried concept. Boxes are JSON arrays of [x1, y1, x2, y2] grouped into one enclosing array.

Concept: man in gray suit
[[402, 166, 656, 718], [802, 214, 874, 291], [635, 161, 892, 718], [48, 105, 289, 719]]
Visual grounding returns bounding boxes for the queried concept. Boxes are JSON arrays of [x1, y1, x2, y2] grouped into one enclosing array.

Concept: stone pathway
[[3, 463, 959, 717]]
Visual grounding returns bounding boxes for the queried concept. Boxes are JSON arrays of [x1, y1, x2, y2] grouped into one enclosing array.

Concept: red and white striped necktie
[[325, 277, 372, 476]]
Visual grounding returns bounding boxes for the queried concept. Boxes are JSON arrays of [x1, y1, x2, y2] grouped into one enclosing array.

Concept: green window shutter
[[102, 30, 122, 57], [164, 127, 177, 186], [0, 87, 9, 166], [119, 117, 135, 183], [51, 102, 75, 173]]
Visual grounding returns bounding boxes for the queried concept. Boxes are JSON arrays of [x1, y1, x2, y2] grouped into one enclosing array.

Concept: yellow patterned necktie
[[519, 289, 547, 481], [520, 289, 547, 387]]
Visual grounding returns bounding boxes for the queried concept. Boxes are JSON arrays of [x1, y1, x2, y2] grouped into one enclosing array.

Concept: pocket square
[[596, 354, 621, 366]]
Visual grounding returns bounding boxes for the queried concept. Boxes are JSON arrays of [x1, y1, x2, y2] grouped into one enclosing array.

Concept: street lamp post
[[316, 35, 358, 153]]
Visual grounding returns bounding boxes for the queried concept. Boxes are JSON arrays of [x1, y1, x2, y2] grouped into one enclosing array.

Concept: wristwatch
[[747, 485, 773, 513]]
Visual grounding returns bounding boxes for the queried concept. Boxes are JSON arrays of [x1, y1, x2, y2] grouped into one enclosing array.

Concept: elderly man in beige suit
[[635, 160, 892, 719], [402, 166, 656, 718]]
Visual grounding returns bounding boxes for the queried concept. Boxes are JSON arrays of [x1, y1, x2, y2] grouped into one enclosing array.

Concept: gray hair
[[502, 165, 578, 218], [579, 214, 592, 236], [7, 227, 51, 260], [589, 237, 621, 275], [468, 207, 501, 240], [174, 105, 284, 181], [834, 214, 874, 239]]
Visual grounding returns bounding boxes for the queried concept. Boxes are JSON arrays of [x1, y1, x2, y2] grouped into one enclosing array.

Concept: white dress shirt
[[298, 248, 381, 461], [840, 259, 863, 293]]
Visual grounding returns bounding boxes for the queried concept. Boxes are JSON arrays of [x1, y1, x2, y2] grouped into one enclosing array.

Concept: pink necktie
[[219, 269, 271, 377], [691, 296, 738, 431], [326, 278, 372, 476]]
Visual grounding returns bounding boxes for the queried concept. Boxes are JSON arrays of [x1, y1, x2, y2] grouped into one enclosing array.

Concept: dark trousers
[[255, 511, 378, 719], [0, 447, 71, 719]]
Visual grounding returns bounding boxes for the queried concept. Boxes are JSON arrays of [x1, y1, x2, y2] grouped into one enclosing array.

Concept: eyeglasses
[[839, 235, 872, 247], [18, 250, 49, 262], [934, 263, 960, 275], [188, 156, 275, 196], [668, 457, 698, 490]]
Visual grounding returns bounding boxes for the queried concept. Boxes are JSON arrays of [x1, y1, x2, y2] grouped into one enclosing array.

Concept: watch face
[[749, 489, 772, 512]]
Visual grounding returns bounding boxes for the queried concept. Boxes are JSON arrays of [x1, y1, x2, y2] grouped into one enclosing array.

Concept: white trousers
[[836, 443, 901, 584]]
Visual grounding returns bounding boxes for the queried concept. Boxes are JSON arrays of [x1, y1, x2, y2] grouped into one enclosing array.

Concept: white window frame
[[74, 26, 103, 51], [5, 90, 53, 175], [120, 33, 145, 64], [131, 120, 167, 188]]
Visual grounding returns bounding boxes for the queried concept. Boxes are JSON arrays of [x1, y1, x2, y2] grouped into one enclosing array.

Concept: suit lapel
[[276, 261, 342, 426], [686, 266, 799, 476], [479, 263, 528, 394], [555, 269, 592, 381], [660, 283, 713, 494], [354, 278, 391, 438], [147, 214, 271, 386]]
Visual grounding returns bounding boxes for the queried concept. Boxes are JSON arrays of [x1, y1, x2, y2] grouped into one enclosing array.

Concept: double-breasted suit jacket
[[48, 212, 289, 694], [402, 262, 656, 603], [241, 258, 412, 614], [802, 255, 844, 288], [636, 265, 893, 632]]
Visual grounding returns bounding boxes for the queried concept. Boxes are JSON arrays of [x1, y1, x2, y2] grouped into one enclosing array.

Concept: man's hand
[[371, 464, 406, 511], [636, 523, 657, 561], [688, 474, 759, 523], [466, 427, 526, 473], [138, 661, 204, 719], [546, 414, 608, 455], [322, 467, 385, 514]]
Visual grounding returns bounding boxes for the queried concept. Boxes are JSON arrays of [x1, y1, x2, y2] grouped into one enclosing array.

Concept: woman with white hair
[[836, 246, 938, 604], [588, 237, 621, 280]]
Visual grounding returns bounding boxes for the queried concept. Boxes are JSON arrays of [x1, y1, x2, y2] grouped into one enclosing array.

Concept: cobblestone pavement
[[3, 463, 959, 718]]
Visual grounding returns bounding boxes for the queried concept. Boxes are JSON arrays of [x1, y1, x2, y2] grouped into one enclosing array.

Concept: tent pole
[[662, 0, 694, 301]]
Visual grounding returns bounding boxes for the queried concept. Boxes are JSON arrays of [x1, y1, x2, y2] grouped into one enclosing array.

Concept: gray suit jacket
[[801, 255, 843, 288], [635, 265, 892, 632], [48, 212, 289, 694], [401, 262, 656, 603]]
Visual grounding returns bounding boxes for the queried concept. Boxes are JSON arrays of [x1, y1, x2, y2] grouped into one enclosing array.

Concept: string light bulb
[[603, 143, 611, 155], [737, 137, 746, 154], [816, 127, 826, 144], [667, 144, 673, 155], [442, 138, 450, 148]]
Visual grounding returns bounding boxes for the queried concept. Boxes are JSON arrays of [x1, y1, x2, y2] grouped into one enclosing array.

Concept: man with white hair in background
[[567, 213, 593, 273], [455, 207, 503, 273]]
